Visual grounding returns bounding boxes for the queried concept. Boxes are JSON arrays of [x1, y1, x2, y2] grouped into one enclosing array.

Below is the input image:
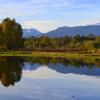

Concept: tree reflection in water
[[25, 57, 100, 69], [24, 57, 100, 76], [0, 56, 100, 87], [0, 57, 23, 87]]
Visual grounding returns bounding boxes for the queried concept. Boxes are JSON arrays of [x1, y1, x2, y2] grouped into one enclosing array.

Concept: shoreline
[[0, 51, 99, 58]]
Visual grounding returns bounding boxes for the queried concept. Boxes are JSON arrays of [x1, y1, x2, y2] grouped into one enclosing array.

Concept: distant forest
[[0, 18, 100, 53], [24, 34, 100, 53]]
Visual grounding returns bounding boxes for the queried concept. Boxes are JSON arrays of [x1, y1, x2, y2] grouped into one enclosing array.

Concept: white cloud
[[22, 17, 100, 32], [22, 20, 68, 32], [80, 18, 100, 25]]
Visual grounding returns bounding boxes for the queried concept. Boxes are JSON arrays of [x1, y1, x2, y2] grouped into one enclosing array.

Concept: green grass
[[0, 51, 99, 58]]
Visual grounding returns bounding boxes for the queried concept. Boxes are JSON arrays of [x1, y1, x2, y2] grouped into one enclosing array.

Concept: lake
[[0, 56, 100, 100]]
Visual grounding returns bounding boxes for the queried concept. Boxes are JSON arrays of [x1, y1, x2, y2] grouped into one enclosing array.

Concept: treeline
[[0, 18, 23, 51], [0, 18, 100, 53], [24, 34, 100, 53]]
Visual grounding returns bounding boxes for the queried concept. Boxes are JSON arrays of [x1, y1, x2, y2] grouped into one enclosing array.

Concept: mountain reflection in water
[[0, 56, 100, 87]]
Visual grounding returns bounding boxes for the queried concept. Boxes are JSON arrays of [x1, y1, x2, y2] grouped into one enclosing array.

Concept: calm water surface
[[0, 57, 100, 100]]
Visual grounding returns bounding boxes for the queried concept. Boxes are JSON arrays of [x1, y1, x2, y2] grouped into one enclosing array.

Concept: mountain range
[[23, 24, 100, 38], [23, 28, 42, 38]]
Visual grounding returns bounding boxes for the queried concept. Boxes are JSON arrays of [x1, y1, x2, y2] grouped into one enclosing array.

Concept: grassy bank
[[0, 51, 100, 58]]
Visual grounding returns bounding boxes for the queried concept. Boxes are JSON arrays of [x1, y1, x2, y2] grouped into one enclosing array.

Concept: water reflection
[[24, 57, 100, 68], [24, 57, 100, 76], [0, 57, 23, 87], [0, 56, 100, 87]]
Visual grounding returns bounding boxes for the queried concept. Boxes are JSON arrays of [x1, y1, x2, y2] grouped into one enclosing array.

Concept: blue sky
[[0, 0, 100, 32]]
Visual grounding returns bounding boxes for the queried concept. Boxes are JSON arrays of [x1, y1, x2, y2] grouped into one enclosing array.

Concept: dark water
[[0, 57, 100, 100]]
